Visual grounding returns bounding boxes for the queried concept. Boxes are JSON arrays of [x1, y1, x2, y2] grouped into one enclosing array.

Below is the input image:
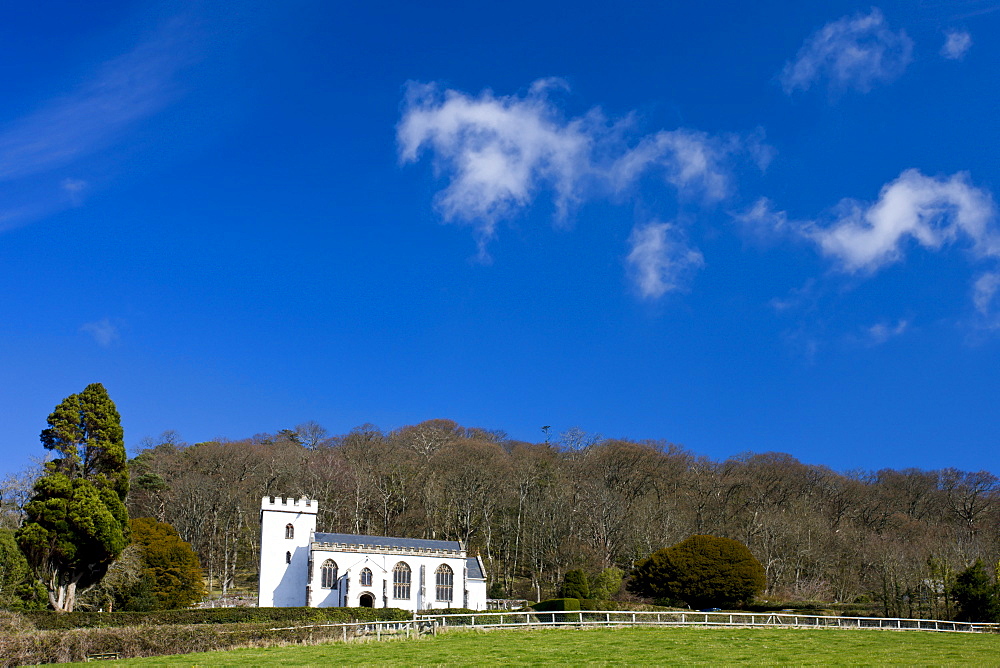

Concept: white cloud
[[81, 318, 120, 347], [611, 130, 750, 202], [398, 80, 769, 264], [866, 319, 909, 345], [734, 197, 791, 239], [625, 222, 704, 299], [973, 271, 1000, 315], [780, 8, 913, 94], [941, 30, 973, 59], [399, 81, 770, 299], [809, 170, 997, 273], [397, 81, 594, 254]]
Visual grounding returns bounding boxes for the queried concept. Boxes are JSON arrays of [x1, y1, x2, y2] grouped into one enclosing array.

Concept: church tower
[[258, 496, 318, 607]]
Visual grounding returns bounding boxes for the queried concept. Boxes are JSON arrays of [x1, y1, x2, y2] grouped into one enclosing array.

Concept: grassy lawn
[[91, 626, 1000, 666]]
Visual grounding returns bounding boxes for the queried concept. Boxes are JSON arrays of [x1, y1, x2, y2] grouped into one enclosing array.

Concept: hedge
[[531, 598, 581, 612], [20, 606, 410, 630], [1, 608, 414, 666], [528, 599, 623, 612]]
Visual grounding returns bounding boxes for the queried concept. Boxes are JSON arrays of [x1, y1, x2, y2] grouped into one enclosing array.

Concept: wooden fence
[[414, 610, 999, 634], [261, 610, 998, 647], [264, 619, 429, 643]]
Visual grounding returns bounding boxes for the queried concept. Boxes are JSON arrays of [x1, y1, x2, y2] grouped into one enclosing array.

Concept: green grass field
[[91, 626, 1000, 666]]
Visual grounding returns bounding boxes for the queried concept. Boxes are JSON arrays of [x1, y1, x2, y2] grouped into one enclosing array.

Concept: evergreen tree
[[628, 535, 765, 609], [560, 569, 590, 600], [16, 384, 129, 611], [590, 567, 624, 600], [0, 528, 31, 606], [953, 560, 1000, 622], [129, 517, 206, 610]]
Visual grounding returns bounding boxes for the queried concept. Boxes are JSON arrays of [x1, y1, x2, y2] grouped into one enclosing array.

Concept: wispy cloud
[[81, 318, 120, 347], [0, 16, 197, 231], [625, 222, 704, 299], [973, 271, 1000, 315], [734, 197, 793, 242], [865, 319, 909, 345], [809, 170, 997, 274], [398, 79, 767, 292], [941, 30, 973, 59], [780, 8, 913, 94], [612, 129, 772, 202]]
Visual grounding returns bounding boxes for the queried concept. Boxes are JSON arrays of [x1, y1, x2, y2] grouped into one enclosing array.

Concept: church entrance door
[[359, 593, 374, 608]]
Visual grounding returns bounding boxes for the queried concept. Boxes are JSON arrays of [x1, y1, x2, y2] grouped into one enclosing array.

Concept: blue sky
[[2, 0, 999, 478]]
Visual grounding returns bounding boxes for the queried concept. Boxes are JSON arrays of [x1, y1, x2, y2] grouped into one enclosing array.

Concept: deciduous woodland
[[114, 420, 997, 616]]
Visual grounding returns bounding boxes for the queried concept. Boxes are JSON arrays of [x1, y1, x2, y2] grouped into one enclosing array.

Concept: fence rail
[[258, 611, 998, 647], [415, 610, 999, 634], [264, 619, 430, 642]]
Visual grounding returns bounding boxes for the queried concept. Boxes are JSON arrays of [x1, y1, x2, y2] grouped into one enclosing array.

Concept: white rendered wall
[[465, 556, 488, 611], [258, 496, 317, 607], [309, 549, 475, 611]]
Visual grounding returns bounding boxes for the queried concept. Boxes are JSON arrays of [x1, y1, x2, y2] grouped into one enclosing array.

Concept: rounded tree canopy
[[628, 534, 765, 609], [130, 517, 207, 610]]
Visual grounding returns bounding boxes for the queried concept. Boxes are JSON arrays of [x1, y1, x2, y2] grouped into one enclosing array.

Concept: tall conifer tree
[[16, 383, 129, 611]]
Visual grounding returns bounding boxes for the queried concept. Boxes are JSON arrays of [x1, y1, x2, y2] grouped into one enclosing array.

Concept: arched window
[[285, 551, 291, 564], [285, 523, 294, 539], [321, 559, 338, 589], [360, 567, 373, 587], [392, 562, 411, 599], [435, 564, 454, 602]]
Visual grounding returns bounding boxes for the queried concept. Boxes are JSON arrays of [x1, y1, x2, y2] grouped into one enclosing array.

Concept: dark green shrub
[[628, 535, 765, 609], [422, 608, 477, 615], [954, 560, 1000, 622], [560, 570, 590, 600], [531, 598, 581, 612]]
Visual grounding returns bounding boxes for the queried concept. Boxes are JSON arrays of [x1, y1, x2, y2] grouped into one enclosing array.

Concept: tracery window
[[285, 523, 294, 539], [321, 559, 338, 589], [392, 562, 411, 599], [360, 567, 373, 587], [435, 564, 454, 602]]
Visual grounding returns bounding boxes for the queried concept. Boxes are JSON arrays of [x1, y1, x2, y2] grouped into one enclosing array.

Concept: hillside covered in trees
[[5, 419, 997, 617]]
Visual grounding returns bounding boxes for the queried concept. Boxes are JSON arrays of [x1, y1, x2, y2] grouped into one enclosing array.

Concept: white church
[[258, 496, 488, 611]]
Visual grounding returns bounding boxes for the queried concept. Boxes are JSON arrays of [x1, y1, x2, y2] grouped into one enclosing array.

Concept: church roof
[[466, 556, 485, 579], [313, 532, 462, 552]]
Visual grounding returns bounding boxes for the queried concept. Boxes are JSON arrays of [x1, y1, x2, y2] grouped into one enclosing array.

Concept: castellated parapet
[[261, 496, 318, 513]]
